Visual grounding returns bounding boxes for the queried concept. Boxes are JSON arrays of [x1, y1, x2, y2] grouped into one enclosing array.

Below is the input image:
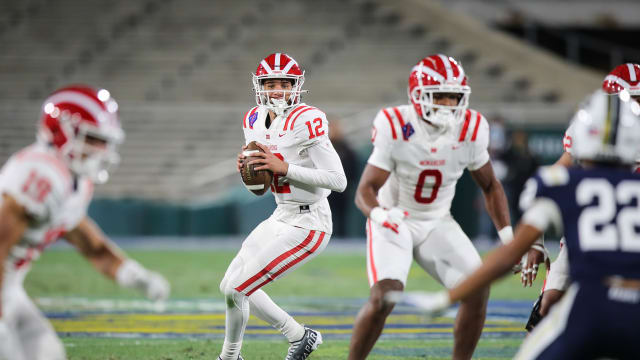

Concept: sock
[[249, 289, 305, 342], [219, 291, 249, 360]]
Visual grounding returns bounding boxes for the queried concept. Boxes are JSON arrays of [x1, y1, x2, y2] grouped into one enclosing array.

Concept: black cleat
[[285, 327, 323, 360], [218, 356, 243, 360]]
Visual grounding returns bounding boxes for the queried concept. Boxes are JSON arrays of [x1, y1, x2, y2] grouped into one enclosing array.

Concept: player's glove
[[385, 290, 451, 315], [525, 293, 543, 332], [369, 207, 408, 234], [116, 259, 171, 301]]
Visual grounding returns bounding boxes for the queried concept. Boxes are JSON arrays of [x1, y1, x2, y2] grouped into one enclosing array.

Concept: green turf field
[[25, 247, 545, 359]]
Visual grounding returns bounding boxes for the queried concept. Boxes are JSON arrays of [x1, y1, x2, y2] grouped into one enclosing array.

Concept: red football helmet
[[602, 63, 640, 96], [37, 85, 124, 183], [252, 53, 305, 114], [408, 54, 471, 127]]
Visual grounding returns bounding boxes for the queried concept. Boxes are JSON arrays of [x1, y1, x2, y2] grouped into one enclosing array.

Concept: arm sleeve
[[545, 238, 571, 291], [286, 138, 347, 192], [467, 115, 490, 171]]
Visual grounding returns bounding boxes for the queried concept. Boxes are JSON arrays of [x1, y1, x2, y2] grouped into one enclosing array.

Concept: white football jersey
[[368, 105, 490, 220], [242, 103, 334, 232], [0, 144, 93, 275]]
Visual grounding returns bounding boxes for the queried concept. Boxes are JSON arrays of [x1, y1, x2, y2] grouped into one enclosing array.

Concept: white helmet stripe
[[274, 53, 281, 70], [282, 57, 297, 73], [411, 65, 445, 82], [260, 60, 273, 74], [457, 64, 465, 84], [438, 54, 454, 81], [46, 91, 115, 126], [604, 74, 631, 89], [627, 63, 637, 82]]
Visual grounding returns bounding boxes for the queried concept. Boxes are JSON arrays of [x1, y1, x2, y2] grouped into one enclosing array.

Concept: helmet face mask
[[408, 54, 471, 129], [38, 86, 124, 183], [253, 53, 305, 116], [572, 90, 640, 166]]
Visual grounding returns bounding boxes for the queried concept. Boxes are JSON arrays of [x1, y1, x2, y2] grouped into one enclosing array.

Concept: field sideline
[[26, 241, 549, 359]]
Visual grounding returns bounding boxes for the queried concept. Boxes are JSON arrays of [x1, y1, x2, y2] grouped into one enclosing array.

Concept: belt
[[277, 202, 319, 214], [604, 276, 640, 290]]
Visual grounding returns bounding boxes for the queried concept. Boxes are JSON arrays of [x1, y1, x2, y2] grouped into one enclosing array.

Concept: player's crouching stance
[[348, 54, 513, 360], [387, 90, 640, 359], [218, 53, 346, 360], [0, 85, 170, 360]]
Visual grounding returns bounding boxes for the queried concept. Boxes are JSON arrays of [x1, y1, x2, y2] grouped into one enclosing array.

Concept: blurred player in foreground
[[348, 54, 513, 360], [0, 85, 170, 360], [387, 89, 640, 359], [524, 63, 640, 330], [220, 53, 346, 360]]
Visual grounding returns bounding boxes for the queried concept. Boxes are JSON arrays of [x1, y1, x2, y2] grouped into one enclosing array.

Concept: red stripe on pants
[[367, 219, 378, 285], [245, 232, 325, 296], [235, 230, 316, 294]]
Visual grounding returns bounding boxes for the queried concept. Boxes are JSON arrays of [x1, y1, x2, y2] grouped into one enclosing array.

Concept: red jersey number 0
[[414, 169, 442, 204]]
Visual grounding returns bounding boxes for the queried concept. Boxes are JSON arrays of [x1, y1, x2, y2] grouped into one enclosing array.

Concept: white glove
[[385, 290, 451, 315], [116, 259, 170, 301], [369, 207, 408, 234]]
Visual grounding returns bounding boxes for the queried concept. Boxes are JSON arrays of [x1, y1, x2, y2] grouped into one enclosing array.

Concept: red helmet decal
[[255, 53, 303, 77], [602, 63, 640, 95], [39, 85, 121, 151]]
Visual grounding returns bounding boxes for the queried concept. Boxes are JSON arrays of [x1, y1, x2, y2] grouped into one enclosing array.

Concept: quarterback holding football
[[219, 53, 346, 360]]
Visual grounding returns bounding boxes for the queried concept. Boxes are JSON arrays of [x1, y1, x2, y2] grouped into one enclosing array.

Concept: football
[[240, 141, 273, 195]]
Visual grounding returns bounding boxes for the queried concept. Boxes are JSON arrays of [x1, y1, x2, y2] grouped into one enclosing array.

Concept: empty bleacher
[[0, 0, 602, 202]]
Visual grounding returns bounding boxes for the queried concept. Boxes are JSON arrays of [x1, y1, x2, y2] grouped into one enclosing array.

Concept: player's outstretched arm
[[449, 224, 542, 303], [469, 161, 511, 241], [65, 217, 170, 301], [0, 194, 29, 318]]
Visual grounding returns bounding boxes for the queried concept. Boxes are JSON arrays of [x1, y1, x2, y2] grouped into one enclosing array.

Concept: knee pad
[[225, 290, 248, 311]]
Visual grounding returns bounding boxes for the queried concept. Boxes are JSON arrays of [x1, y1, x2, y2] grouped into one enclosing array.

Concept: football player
[[0, 85, 170, 360], [347, 54, 514, 360], [219, 53, 346, 360], [524, 63, 640, 330], [386, 89, 640, 359]]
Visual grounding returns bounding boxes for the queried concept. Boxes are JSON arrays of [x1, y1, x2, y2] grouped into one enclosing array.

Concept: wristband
[[498, 226, 514, 244]]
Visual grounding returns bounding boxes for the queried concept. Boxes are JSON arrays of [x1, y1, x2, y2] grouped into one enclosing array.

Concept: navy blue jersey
[[530, 166, 640, 283]]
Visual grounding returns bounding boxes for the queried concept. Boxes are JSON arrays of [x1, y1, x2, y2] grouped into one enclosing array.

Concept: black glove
[[525, 293, 543, 332]]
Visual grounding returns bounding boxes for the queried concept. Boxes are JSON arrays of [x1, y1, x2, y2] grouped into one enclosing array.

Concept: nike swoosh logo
[[279, 133, 286, 137]]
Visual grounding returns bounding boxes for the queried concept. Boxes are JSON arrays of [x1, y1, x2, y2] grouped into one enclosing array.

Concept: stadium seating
[[0, 0, 602, 201]]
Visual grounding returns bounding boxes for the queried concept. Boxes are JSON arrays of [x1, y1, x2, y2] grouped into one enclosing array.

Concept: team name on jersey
[[420, 159, 446, 166]]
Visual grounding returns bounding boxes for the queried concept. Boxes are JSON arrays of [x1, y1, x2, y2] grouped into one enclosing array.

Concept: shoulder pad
[[243, 106, 259, 129], [283, 105, 321, 132], [458, 109, 487, 143], [538, 165, 570, 187], [375, 106, 412, 142]]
